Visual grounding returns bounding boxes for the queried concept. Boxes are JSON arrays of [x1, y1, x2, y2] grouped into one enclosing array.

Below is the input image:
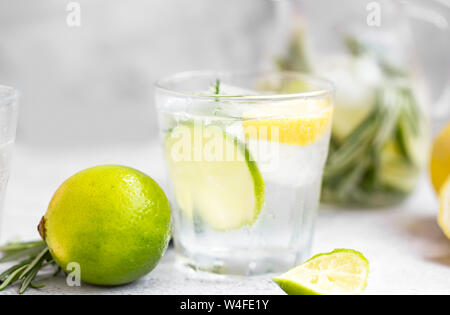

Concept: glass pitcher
[[276, 0, 450, 207]]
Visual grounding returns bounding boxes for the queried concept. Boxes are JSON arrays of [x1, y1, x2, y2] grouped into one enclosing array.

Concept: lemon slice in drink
[[438, 176, 450, 239], [273, 249, 369, 295], [165, 123, 265, 231], [242, 98, 333, 146]]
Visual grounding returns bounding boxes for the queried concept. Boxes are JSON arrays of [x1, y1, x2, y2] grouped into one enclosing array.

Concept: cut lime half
[[273, 249, 369, 295], [165, 123, 265, 231]]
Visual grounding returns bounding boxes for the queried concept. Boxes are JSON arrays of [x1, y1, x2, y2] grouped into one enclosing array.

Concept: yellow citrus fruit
[[243, 98, 333, 146], [438, 176, 450, 239], [430, 123, 450, 193], [40, 165, 171, 286]]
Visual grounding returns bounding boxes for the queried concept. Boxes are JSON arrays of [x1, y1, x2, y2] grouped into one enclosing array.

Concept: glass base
[[174, 242, 311, 276]]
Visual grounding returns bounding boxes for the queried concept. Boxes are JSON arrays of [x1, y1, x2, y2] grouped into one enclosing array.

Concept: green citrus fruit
[[40, 165, 171, 286], [165, 123, 265, 231], [273, 249, 369, 295]]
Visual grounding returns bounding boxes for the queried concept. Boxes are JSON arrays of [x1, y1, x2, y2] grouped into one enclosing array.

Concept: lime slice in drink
[[273, 249, 369, 295], [165, 123, 265, 231]]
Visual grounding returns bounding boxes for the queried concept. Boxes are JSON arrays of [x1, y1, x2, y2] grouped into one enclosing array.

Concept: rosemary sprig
[[18, 247, 51, 294], [276, 30, 312, 73], [213, 78, 221, 114], [0, 258, 32, 282], [0, 241, 46, 263], [344, 35, 407, 78], [0, 240, 57, 294], [0, 240, 45, 254], [278, 29, 424, 206], [215, 78, 221, 95], [0, 265, 28, 291], [344, 36, 367, 57]]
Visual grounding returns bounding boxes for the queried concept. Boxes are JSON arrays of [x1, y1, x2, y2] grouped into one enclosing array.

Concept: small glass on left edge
[[155, 71, 334, 276], [0, 86, 19, 238]]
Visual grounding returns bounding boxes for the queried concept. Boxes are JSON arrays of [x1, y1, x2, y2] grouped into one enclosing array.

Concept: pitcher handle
[[403, 0, 450, 118]]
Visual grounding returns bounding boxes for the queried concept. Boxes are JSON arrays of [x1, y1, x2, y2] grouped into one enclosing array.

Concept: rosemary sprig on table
[[0, 240, 58, 294]]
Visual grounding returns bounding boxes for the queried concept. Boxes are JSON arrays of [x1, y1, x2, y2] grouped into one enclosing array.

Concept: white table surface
[[1, 142, 449, 295]]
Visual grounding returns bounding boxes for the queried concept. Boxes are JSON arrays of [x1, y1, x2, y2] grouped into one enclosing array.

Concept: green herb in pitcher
[[278, 31, 429, 206]]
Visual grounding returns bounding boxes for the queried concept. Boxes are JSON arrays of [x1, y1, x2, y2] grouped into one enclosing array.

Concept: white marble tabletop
[[1, 142, 449, 295]]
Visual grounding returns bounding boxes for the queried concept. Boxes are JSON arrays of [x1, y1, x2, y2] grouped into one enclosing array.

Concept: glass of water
[[0, 86, 19, 237], [155, 71, 333, 275]]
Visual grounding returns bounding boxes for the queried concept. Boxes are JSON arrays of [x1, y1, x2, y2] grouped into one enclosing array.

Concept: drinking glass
[[155, 71, 333, 275], [0, 86, 19, 237]]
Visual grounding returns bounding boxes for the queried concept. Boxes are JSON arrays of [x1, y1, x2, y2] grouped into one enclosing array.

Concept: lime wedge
[[165, 123, 265, 231], [273, 249, 369, 295]]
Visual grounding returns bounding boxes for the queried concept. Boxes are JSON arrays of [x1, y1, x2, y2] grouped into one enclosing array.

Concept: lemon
[[438, 177, 450, 239], [430, 123, 450, 193], [273, 249, 369, 295], [243, 98, 333, 146], [40, 165, 171, 286]]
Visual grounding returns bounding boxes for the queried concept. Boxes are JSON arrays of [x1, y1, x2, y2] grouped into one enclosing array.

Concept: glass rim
[[0, 85, 19, 107], [155, 70, 335, 102]]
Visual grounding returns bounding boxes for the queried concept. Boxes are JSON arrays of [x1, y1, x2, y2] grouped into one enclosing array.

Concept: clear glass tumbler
[[0, 86, 19, 237], [155, 71, 333, 275]]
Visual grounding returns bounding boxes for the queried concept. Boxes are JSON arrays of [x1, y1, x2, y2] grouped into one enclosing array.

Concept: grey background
[[0, 0, 449, 149], [0, 0, 285, 147]]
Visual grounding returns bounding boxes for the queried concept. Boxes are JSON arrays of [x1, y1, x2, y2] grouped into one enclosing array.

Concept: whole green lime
[[40, 165, 171, 286]]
